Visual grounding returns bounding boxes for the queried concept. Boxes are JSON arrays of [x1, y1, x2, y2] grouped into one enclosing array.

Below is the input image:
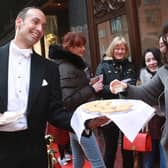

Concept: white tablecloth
[[70, 99, 155, 142]]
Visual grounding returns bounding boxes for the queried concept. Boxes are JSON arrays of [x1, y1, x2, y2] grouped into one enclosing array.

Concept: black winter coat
[[96, 58, 137, 99], [49, 45, 96, 112]]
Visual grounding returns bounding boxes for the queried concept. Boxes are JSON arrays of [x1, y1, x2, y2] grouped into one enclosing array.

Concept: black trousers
[[0, 130, 48, 168], [101, 122, 134, 168]]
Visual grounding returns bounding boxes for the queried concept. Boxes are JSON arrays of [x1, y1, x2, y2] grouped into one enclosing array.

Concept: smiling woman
[[48, 31, 107, 168], [95, 35, 137, 168], [140, 48, 162, 84]]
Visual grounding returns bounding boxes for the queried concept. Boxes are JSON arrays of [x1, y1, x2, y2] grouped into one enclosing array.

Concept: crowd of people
[[0, 6, 109, 168], [0, 5, 168, 168], [110, 23, 168, 167]]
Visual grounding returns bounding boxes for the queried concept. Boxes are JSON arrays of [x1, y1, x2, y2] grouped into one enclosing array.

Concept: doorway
[[86, 0, 141, 73]]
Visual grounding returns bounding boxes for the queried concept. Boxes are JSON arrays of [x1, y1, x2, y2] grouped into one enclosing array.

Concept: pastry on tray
[[82, 100, 132, 114]]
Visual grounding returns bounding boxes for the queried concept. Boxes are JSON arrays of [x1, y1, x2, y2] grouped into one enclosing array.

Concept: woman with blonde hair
[[96, 36, 137, 168], [105, 36, 129, 58]]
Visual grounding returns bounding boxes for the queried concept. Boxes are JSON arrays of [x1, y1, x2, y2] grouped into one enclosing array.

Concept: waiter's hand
[[85, 116, 110, 129]]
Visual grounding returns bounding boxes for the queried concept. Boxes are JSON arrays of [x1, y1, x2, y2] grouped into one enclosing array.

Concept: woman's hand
[[92, 78, 104, 93], [110, 79, 127, 94]]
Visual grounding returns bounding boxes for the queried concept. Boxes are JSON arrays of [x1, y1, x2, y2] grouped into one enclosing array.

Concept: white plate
[[0, 112, 23, 125]]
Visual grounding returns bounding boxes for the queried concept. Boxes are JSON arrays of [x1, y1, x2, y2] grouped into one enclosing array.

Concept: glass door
[[97, 14, 129, 59]]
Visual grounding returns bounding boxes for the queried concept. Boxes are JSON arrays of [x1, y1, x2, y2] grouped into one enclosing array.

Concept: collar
[[10, 41, 33, 58]]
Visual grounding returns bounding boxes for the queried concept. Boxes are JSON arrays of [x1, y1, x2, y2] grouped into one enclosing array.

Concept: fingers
[[110, 80, 127, 94], [92, 81, 104, 92], [110, 79, 120, 88], [87, 116, 110, 129], [95, 116, 109, 121], [93, 117, 110, 128]]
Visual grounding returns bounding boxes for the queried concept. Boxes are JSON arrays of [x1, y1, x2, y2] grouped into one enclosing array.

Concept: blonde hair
[[105, 36, 129, 58]]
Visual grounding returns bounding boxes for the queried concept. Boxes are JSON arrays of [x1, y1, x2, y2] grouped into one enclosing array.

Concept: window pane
[[97, 15, 130, 59], [137, 0, 168, 51]]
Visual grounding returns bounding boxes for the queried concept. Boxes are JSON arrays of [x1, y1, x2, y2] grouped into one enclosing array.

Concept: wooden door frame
[[86, 0, 142, 73]]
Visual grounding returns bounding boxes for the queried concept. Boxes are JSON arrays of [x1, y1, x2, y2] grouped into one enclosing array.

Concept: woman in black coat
[[96, 36, 137, 168], [48, 32, 107, 168]]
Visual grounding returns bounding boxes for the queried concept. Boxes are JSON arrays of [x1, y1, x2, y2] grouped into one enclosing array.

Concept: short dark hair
[[161, 21, 168, 47], [17, 6, 41, 20], [161, 21, 168, 65], [162, 21, 168, 36]]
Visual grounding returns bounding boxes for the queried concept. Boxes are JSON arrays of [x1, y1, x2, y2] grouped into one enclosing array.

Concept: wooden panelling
[[86, 0, 142, 73]]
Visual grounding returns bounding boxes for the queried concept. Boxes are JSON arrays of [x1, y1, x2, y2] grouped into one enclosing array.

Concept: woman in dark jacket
[[48, 32, 107, 168], [96, 36, 137, 168]]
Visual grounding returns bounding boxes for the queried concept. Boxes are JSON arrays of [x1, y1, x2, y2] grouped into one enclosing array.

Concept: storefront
[[0, 0, 168, 74], [37, 0, 168, 73], [86, 0, 168, 72]]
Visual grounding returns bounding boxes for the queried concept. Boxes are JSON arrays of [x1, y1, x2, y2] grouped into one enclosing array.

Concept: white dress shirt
[[0, 41, 32, 131]]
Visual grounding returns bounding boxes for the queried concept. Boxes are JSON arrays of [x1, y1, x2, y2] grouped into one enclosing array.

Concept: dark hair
[[142, 48, 162, 68], [162, 21, 168, 35], [161, 21, 168, 47], [17, 6, 41, 20], [62, 32, 86, 50], [161, 21, 168, 65]]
